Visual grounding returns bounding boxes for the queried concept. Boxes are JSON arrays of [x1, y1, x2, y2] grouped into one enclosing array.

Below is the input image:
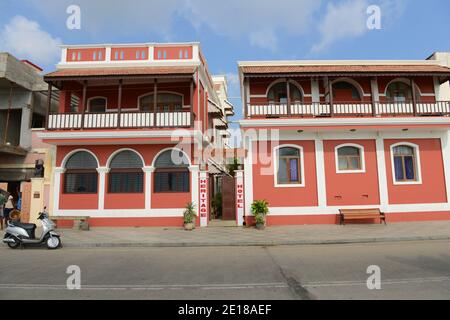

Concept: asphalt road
[[0, 240, 449, 300]]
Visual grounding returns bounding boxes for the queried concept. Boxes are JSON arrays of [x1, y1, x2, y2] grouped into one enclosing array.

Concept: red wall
[[67, 48, 106, 62], [154, 46, 193, 60], [252, 140, 318, 207], [384, 138, 447, 204], [111, 47, 148, 61], [323, 140, 380, 206]]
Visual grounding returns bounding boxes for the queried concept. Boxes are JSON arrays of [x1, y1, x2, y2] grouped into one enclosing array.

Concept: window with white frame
[[276, 146, 303, 186], [336, 145, 364, 172], [108, 150, 144, 193], [392, 144, 420, 183], [88, 97, 107, 113], [64, 151, 98, 194]]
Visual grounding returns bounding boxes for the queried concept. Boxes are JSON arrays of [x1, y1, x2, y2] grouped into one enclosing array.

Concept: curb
[[61, 235, 450, 248]]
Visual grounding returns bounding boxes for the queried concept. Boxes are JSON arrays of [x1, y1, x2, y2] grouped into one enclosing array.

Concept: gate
[[221, 176, 236, 221]]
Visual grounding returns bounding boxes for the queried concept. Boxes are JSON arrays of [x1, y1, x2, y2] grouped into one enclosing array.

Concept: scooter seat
[[11, 222, 36, 231]]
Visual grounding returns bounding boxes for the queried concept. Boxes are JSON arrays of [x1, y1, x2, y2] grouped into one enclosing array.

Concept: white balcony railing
[[247, 101, 450, 117], [48, 110, 192, 130]]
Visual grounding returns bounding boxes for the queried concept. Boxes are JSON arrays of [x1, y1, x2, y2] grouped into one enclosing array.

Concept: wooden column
[[190, 79, 194, 128], [3, 81, 14, 144], [411, 78, 418, 116], [371, 77, 377, 117], [80, 80, 88, 129], [153, 79, 158, 127], [328, 78, 334, 117], [243, 77, 248, 118], [286, 78, 291, 116], [44, 82, 52, 130], [117, 79, 123, 128]]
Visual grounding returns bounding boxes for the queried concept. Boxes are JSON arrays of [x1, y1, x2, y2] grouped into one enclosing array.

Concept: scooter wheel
[[6, 237, 20, 249], [46, 236, 61, 250]]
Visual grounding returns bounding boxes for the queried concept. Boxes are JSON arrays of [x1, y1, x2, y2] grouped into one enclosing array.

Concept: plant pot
[[255, 222, 266, 230], [184, 223, 195, 231]]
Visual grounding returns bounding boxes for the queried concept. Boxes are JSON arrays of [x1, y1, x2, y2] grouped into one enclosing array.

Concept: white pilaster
[[105, 46, 112, 63], [53, 167, 65, 215], [440, 131, 450, 204], [60, 48, 67, 63], [235, 170, 245, 226], [375, 135, 389, 210], [148, 46, 154, 61], [314, 137, 327, 208], [143, 166, 155, 210], [97, 167, 109, 210], [244, 135, 254, 216]]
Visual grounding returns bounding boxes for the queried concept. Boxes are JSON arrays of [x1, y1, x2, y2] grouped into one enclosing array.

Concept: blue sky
[[1, 0, 449, 127]]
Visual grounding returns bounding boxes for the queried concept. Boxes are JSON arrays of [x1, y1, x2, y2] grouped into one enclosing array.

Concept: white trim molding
[[334, 143, 366, 174], [390, 142, 422, 185], [273, 144, 305, 188]]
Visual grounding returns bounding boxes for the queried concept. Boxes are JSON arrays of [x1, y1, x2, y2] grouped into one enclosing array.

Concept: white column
[[311, 78, 320, 103], [375, 135, 389, 210], [97, 167, 109, 210], [143, 166, 155, 210], [440, 131, 450, 204], [235, 170, 245, 226], [198, 171, 209, 227], [61, 48, 67, 63], [314, 137, 327, 208], [148, 46, 154, 61], [52, 167, 65, 215]]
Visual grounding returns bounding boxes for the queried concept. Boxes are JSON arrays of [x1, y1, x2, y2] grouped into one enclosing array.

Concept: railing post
[[117, 79, 123, 128], [80, 80, 87, 129], [45, 81, 51, 130], [411, 78, 418, 116], [286, 78, 291, 116], [153, 79, 158, 127]]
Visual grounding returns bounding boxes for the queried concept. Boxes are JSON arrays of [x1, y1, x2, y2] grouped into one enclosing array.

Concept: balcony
[[246, 101, 450, 118], [47, 109, 192, 130]]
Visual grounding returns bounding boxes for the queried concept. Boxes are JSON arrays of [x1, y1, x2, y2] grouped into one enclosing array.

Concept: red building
[[238, 54, 450, 225], [39, 43, 233, 227]]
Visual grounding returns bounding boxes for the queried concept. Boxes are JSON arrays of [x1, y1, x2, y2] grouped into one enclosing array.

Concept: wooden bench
[[51, 216, 90, 230], [339, 209, 386, 225]]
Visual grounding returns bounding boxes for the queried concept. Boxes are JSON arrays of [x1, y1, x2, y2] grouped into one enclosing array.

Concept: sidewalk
[[42, 220, 450, 248]]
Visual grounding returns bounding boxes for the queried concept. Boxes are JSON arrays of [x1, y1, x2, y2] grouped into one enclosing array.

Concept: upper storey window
[[88, 97, 107, 113], [386, 81, 420, 103], [139, 93, 183, 112], [332, 81, 362, 102], [267, 82, 303, 104]]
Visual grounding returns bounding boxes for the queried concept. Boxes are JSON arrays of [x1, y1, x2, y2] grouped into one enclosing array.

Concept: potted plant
[[251, 200, 269, 230], [183, 202, 197, 231]]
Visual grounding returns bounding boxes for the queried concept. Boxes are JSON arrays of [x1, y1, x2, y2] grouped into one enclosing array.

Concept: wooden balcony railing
[[47, 109, 192, 130], [246, 101, 450, 118]]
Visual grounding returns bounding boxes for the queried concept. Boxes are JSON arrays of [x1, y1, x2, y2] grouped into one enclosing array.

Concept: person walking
[[0, 192, 6, 230], [4, 195, 14, 225]]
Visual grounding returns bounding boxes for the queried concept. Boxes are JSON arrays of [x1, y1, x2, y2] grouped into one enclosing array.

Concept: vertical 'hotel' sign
[[199, 173, 208, 227], [235, 170, 244, 226]]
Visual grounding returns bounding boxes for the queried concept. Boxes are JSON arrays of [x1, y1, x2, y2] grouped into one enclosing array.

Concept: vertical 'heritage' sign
[[235, 170, 244, 226], [199, 177, 208, 227]]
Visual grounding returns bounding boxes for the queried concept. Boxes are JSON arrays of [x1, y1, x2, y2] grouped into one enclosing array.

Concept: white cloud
[[0, 15, 62, 66], [312, 0, 369, 53], [183, 0, 322, 50]]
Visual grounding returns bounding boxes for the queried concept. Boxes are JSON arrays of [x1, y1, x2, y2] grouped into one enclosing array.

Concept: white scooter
[[3, 208, 61, 249]]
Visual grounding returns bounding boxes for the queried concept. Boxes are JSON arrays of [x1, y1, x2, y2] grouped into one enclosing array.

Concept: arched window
[[267, 82, 303, 104], [337, 145, 363, 172], [154, 149, 190, 193], [332, 81, 362, 102], [276, 147, 302, 185], [386, 81, 420, 103], [88, 97, 107, 113], [392, 145, 418, 182], [64, 151, 98, 194], [139, 93, 183, 112], [108, 150, 144, 193]]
